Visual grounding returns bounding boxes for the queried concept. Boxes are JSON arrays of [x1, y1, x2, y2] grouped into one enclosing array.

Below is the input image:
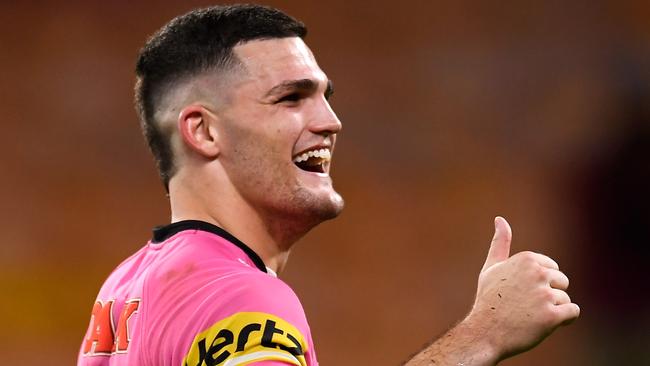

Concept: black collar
[[151, 220, 267, 273]]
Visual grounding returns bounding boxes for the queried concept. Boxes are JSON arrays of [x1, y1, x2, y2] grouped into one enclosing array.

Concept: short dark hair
[[135, 4, 307, 191]]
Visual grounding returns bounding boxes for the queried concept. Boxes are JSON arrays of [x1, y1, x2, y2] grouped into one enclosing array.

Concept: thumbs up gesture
[[469, 217, 580, 360]]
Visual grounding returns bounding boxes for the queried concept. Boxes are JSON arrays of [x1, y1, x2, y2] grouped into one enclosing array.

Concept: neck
[[168, 169, 307, 274]]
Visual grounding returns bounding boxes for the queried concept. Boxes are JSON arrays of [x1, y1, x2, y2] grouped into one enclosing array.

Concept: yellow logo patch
[[182, 312, 308, 366]]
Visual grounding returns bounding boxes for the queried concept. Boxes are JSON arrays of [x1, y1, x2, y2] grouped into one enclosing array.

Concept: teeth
[[293, 148, 331, 163]]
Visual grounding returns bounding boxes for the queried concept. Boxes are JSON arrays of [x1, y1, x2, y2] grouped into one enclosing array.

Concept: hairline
[[150, 35, 307, 127]]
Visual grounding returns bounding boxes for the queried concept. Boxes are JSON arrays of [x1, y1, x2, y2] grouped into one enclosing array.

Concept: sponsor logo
[[183, 312, 308, 366], [82, 298, 140, 356]]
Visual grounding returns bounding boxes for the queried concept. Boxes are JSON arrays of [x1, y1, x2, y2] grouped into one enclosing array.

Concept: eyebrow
[[265, 78, 334, 98]]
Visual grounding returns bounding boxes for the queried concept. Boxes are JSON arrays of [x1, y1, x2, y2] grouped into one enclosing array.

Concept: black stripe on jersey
[[151, 220, 268, 273]]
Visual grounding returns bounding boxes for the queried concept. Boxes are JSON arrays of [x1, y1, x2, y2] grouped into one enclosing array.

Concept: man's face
[[214, 37, 344, 230]]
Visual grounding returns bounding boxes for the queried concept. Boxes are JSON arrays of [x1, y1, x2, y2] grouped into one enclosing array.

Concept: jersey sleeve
[[146, 265, 317, 366], [180, 309, 310, 366]]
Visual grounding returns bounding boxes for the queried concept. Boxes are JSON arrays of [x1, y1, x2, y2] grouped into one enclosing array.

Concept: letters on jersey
[[183, 312, 308, 366], [82, 299, 140, 356]]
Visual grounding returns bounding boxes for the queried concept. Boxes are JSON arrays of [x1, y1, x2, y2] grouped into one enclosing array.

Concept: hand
[[467, 216, 580, 361]]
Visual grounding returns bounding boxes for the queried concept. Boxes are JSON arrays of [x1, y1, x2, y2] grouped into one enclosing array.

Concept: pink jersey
[[78, 220, 318, 366]]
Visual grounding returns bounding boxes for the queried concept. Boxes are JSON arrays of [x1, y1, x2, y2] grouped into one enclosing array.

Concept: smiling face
[[214, 37, 344, 229]]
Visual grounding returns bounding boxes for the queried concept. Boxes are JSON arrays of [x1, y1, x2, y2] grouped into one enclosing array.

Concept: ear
[[177, 104, 220, 158]]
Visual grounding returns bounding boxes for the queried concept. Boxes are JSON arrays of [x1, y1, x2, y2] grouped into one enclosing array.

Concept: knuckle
[[541, 288, 555, 302], [533, 265, 549, 281], [514, 251, 537, 265], [540, 305, 561, 327], [520, 250, 536, 259], [555, 289, 570, 304]]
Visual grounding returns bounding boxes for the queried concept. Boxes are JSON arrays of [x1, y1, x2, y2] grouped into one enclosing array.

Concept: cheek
[[223, 127, 290, 177], [220, 109, 303, 165]]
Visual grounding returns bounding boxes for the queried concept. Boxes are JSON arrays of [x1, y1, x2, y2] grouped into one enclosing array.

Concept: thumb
[[482, 216, 512, 271]]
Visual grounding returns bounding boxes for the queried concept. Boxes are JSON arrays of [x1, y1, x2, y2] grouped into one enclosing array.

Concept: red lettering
[[83, 300, 115, 355], [114, 299, 140, 352]]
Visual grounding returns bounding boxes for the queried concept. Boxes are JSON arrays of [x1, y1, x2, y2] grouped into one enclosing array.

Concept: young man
[[79, 5, 579, 366]]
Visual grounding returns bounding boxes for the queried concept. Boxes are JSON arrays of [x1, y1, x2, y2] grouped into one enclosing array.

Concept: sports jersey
[[78, 220, 318, 366]]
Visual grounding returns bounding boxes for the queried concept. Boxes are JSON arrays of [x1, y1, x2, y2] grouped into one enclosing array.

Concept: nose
[[308, 97, 342, 137]]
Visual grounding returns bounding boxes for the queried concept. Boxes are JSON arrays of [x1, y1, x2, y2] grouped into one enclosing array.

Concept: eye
[[325, 80, 334, 100], [276, 93, 301, 104]]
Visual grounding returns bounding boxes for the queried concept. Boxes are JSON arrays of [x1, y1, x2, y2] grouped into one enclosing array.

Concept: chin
[[286, 188, 344, 225], [267, 190, 344, 247], [317, 192, 345, 221]]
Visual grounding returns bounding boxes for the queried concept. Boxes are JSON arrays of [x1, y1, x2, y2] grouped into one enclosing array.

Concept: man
[[79, 4, 579, 366]]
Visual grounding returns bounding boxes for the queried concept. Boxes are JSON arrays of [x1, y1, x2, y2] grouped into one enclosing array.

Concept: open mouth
[[292, 148, 331, 174]]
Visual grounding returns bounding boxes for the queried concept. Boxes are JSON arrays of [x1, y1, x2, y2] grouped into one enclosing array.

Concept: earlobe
[[178, 105, 220, 158]]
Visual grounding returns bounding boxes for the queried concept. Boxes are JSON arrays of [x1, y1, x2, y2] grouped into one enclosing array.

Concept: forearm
[[403, 316, 498, 366]]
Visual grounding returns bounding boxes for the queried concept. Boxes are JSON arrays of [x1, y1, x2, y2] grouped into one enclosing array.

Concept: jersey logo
[[82, 298, 140, 356], [182, 312, 308, 366]]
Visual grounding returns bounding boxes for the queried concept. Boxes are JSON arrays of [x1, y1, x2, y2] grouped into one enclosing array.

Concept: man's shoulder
[[146, 254, 302, 318], [141, 236, 313, 366], [142, 228, 307, 322]]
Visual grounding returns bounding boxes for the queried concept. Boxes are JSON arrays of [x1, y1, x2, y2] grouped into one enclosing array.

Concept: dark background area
[[1, 1, 649, 365]]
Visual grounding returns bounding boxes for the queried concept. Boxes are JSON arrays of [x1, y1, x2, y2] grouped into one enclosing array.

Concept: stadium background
[[1, 1, 649, 365]]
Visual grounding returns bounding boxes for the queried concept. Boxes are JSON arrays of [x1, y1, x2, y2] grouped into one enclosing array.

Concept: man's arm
[[404, 217, 580, 365]]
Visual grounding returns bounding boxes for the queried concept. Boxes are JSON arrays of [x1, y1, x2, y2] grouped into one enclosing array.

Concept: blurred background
[[1, 1, 649, 364]]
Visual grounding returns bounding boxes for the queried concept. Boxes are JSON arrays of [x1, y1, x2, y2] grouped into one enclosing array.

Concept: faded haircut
[[134, 4, 307, 191]]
